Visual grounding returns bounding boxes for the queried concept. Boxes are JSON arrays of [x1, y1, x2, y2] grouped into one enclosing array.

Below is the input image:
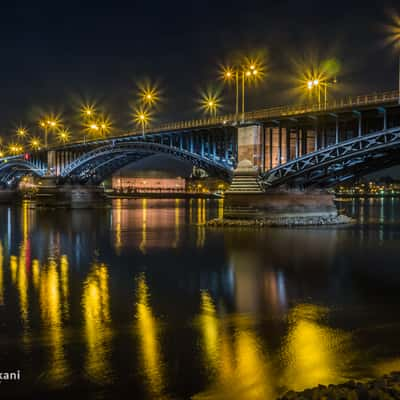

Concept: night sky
[[0, 0, 399, 136]]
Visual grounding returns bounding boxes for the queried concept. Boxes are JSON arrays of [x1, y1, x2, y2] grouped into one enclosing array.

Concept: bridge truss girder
[[260, 126, 400, 188], [59, 141, 232, 184], [0, 159, 44, 188]]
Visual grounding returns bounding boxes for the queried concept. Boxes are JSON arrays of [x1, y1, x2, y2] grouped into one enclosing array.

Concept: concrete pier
[[224, 188, 338, 220], [0, 189, 18, 204], [35, 177, 109, 208], [221, 124, 348, 226]]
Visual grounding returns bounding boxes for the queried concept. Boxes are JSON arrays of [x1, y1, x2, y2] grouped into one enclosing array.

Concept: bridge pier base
[[35, 177, 109, 208], [221, 125, 351, 226], [223, 188, 348, 225], [0, 188, 19, 204]]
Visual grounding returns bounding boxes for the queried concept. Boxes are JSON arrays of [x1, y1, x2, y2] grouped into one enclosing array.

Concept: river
[[0, 197, 400, 399]]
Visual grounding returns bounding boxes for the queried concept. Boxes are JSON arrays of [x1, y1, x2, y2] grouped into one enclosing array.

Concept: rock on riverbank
[[207, 214, 353, 227], [278, 372, 400, 400]]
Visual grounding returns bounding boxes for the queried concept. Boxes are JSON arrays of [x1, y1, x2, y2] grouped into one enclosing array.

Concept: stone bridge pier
[[224, 125, 342, 225], [34, 176, 108, 208]]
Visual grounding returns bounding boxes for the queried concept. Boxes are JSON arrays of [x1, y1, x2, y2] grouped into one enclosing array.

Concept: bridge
[[1, 90, 400, 195]]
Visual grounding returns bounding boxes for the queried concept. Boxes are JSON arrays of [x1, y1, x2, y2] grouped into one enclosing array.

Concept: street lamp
[[200, 92, 221, 117], [221, 65, 239, 119], [80, 103, 97, 119], [385, 12, 400, 104], [307, 77, 336, 109], [57, 129, 71, 144], [139, 84, 160, 107], [220, 58, 265, 123], [8, 142, 23, 155], [39, 116, 61, 148], [133, 107, 151, 136], [29, 137, 41, 151], [16, 126, 28, 140]]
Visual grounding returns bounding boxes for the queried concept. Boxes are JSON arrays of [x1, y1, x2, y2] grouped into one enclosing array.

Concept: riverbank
[[278, 372, 400, 399], [207, 214, 353, 227], [106, 192, 222, 199]]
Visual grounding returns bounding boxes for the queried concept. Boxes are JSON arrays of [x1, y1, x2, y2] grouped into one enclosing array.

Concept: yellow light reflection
[[196, 199, 205, 248], [32, 259, 40, 290], [195, 291, 274, 399], [218, 199, 224, 220], [39, 259, 69, 385], [139, 199, 147, 254], [82, 263, 112, 383], [199, 291, 219, 371], [17, 242, 29, 326], [135, 274, 165, 397], [0, 241, 3, 305], [10, 255, 17, 284], [114, 198, 122, 254], [60, 255, 69, 319], [173, 199, 180, 248], [282, 304, 351, 391]]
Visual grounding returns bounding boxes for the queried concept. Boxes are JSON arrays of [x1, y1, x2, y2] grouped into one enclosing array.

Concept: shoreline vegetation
[[278, 372, 400, 399]]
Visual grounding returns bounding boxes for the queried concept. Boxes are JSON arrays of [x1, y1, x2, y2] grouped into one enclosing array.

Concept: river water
[[0, 197, 400, 399]]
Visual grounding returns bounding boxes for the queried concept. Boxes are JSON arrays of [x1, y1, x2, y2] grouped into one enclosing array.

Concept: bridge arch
[[260, 126, 400, 188], [0, 159, 44, 187], [60, 141, 232, 184]]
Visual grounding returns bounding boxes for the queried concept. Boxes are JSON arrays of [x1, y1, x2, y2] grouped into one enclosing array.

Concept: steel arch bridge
[[0, 158, 44, 187], [259, 126, 400, 188], [58, 141, 232, 184]]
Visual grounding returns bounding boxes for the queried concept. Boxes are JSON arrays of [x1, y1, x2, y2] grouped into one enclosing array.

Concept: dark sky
[[0, 0, 399, 136]]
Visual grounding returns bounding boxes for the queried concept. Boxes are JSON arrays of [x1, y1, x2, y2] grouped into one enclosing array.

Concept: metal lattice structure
[[260, 126, 400, 188], [60, 141, 232, 183], [0, 159, 44, 187]]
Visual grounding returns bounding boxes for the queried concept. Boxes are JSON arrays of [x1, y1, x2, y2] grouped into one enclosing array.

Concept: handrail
[[50, 89, 400, 149]]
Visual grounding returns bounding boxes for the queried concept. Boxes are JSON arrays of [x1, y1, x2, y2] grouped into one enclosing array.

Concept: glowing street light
[[16, 126, 28, 140], [220, 57, 265, 122], [133, 107, 151, 136], [221, 65, 239, 118], [385, 12, 400, 104], [8, 142, 23, 155], [29, 137, 41, 151], [139, 84, 160, 107], [57, 129, 71, 144], [39, 115, 62, 148], [97, 114, 113, 136], [200, 91, 221, 117], [80, 103, 97, 119]]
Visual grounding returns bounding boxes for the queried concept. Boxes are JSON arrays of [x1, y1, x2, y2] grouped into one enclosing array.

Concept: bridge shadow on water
[[0, 198, 400, 398]]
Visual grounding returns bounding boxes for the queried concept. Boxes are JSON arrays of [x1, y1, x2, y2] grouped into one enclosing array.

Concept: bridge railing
[[57, 90, 400, 149], [244, 90, 399, 121], [120, 90, 399, 136]]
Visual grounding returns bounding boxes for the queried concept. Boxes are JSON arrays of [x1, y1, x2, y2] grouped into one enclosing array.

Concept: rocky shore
[[207, 214, 353, 227], [278, 372, 400, 399]]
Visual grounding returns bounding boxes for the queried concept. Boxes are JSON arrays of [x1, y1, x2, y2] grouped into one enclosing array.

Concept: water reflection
[[0, 241, 3, 305], [82, 263, 112, 383], [196, 291, 274, 399], [0, 198, 399, 398], [282, 304, 353, 391], [39, 258, 69, 385], [135, 274, 166, 398]]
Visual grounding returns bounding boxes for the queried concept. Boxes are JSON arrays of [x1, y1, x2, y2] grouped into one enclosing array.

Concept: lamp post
[[222, 60, 263, 123], [385, 12, 400, 103], [39, 119, 58, 148], [133, 108, 150, 137], [223, 68, 240, 120], [200, 92, 220, 117]]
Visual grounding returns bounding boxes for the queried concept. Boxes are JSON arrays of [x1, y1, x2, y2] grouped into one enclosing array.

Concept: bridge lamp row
[[307, 79, 320, 89]]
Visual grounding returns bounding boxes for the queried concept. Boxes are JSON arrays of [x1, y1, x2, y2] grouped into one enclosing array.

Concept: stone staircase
[[226, 174, 263, 194]]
